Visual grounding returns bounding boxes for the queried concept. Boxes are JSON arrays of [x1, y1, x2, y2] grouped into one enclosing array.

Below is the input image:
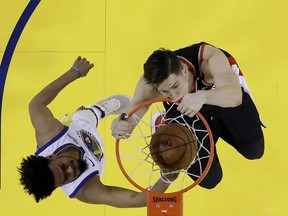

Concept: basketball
[[149, 123, 198, 171]]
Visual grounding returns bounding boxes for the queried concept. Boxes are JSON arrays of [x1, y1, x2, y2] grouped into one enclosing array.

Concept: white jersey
[[35, 111, 105, 198]]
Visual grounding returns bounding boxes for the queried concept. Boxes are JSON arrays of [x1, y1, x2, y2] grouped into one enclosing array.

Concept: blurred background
[[0, 0, 287, 215]]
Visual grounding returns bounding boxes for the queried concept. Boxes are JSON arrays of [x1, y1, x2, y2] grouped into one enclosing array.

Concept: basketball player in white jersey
[[18, 56, 177, 207], [111, 42, 265, 189]]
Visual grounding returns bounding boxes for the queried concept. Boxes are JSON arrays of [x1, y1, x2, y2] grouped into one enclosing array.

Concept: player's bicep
[[202, 45, 240, 88], [29, 100, 64, 145]]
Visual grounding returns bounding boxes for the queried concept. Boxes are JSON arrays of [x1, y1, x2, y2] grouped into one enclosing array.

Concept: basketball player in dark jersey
[[111, 42, 264, 188]]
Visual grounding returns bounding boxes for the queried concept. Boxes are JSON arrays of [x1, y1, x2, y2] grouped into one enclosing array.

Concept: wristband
[[71, 66, 81, 78]]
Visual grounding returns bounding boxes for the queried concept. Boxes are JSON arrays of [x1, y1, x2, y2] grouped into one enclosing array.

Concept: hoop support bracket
[[147, 191, 183, 216]]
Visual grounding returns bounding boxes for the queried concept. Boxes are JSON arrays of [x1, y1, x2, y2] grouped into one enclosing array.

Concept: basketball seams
[[150, 132, 187, 158], [150, 141, 189, 155], [173, 124, 198, 166], [149, 133, 195, 154], [150, 133, 187, 167], [150, 123, 198, 170]]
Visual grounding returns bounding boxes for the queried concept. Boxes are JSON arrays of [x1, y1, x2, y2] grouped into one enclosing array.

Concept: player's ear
[[181, 63, 188, 75]]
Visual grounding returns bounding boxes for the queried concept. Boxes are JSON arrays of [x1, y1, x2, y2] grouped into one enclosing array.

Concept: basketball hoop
[[116, 98, 214, 216]]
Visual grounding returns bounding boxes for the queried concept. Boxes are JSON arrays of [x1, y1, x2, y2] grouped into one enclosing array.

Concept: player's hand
[[175, 92, 206, 117], [111, 115, 132, 139], [72, 56, 94, 77]]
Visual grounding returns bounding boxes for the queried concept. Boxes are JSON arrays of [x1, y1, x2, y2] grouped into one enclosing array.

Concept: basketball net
[[116, 98, 214, 216]]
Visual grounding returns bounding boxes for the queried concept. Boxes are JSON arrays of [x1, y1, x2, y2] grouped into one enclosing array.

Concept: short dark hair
[[143, 48, 182, 86], [18, 155, 55, 202]]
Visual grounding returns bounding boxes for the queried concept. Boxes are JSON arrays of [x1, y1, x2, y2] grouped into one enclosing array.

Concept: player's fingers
[[89, 63, 94, 69], [112, 133, 122, 139], [178, 106, 190, 115], [112, 124, 129, 134], [182, 107, 197, 117], [117, 120, 132, 129], [176, 104, 185, 113], [187, 111, 197, 118], [112, 131, 130, 139]]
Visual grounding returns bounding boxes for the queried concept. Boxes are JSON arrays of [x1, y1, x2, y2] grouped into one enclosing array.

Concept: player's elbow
[[29, 96, 41, 108], [232, 96, 242, 107], [230, 89, 242, 107], [28, 99, 37, 113], [130, 193, 147, 208]]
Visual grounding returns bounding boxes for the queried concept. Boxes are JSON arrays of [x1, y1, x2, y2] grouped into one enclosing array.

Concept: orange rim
[[116, 97, 214, 194]]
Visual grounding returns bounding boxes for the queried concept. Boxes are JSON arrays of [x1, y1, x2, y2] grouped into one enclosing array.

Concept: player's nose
[[64, 166, 72, 175]]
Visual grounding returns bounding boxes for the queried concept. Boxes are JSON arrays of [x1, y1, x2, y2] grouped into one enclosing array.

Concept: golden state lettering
[[80, 130, 103, 161], [152, 196, 177, 203]]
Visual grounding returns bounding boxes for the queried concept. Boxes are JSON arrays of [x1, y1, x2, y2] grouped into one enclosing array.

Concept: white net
[[116, 99, 214, 193]]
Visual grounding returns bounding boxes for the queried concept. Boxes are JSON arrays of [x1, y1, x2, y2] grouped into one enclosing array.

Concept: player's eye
[[159, 90, 168, 94]]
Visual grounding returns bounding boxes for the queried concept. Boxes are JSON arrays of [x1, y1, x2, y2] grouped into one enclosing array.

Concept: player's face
[[47, 155, 87, 187], [156, 64, 193, 101]]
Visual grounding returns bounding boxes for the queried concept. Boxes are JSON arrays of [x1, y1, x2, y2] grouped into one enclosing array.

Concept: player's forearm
[[129, 180, 170, 208], [113, 179, 170, 208], [30, 69, 78, 107], [150, 178, 171, 194], [201, 85, 242, 107], [128, 104, 149, 131], [132, 179, 171, 207]]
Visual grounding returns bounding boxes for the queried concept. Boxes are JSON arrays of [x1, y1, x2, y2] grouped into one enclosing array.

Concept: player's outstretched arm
[[29, 56, 94, 147], [75, 174, 177, 208]]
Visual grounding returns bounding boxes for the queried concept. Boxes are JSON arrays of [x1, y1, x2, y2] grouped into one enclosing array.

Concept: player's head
[[143, 48, 192, 100], [18, 155, 87, 202], [46, 154, 88, 188], [144, 48, 182, 86], [18, 155, 55, 202]]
